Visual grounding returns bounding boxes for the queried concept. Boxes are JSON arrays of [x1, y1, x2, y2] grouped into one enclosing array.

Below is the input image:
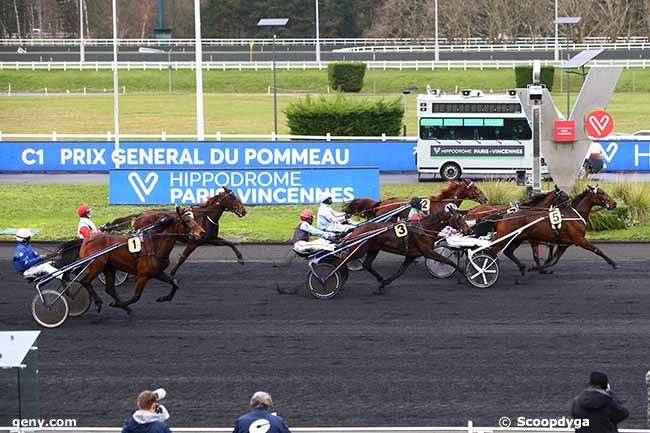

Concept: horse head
[[587, 185, 617, 210], [444, 203, 472, 235], [456, 179, 488, 204], [209, 187, 247, 217], [175, 206, 206, 240]]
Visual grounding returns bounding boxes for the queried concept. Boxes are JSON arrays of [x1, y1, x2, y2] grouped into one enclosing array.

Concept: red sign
[[585, 110, 614, 138], [554, 120, 576, 142]]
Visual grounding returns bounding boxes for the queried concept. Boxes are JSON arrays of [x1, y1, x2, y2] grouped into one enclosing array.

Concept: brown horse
[[79, 207, 206, 313], [493, 186, 617, 276], [335, 208, 471, 294], [343, 179, 488, 219], [107, 187, 247, 276]]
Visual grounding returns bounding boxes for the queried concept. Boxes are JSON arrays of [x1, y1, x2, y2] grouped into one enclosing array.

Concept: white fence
[[0, 132, 417, 142], [1, 36, 650, 49], [2, 59, 650, 72]]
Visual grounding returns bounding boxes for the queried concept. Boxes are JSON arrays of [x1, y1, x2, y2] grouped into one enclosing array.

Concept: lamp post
[[79, 0, 84, 62], [194, 0, 205, 141], [111, 0, 120, 153], [554, 0, 558, 61], [434, 0, 439, 62], [138, 47, 173, 93], [315, 0, 321, 64], [258, 18, 289, 137], [555, 16, 581, 118]]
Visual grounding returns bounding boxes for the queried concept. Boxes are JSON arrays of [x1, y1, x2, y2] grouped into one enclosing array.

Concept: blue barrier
[[595, 140, 650, 171], [0, 141, 417, 172], [109, 167, 380, 205]]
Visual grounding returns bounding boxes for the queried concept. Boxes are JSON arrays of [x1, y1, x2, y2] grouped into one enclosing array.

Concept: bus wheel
[[440, 162, 461, 181]]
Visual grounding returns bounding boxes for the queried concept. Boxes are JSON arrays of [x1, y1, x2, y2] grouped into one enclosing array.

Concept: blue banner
[[594, 140, 650, 171], [0, 141, 416, 172], [109, 167, 380, 205]]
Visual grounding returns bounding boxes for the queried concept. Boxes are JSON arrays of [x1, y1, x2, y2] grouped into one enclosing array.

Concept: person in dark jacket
[[233, 391, 291, 433], [122, 389, 171, 433], [571, 372, 629, 433]]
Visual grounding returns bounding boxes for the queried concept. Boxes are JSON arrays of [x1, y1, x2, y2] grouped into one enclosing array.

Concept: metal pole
[[168, 50, 172, 94], [111, 0, 120, 153], [194, 0, 205, 141], [532, 104, 541, 192], [273, 34, 278, 136], [434, 0, 439, 62], [79, 0, 85, 62], [566, 31, 570, 118], [315, 0, 321, 64], [554, 0, 559, 61]]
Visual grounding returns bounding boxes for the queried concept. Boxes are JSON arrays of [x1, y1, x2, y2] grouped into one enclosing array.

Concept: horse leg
[[572, 237, 618, 269], [208, 237, 244, 265], [155, 272, 180, 302], [117, 275, 150, 307], [80, 262, 105, 313], [537, 245, 569, 272], [103, 266, 131, 314], [169, 244, 196, 277], [528, 242, 554, 274], [361, 249, 386, 294], [502, 238, 527, 277], [379, 256, 417, 290]]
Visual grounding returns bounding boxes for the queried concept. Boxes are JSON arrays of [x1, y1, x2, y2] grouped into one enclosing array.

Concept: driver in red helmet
[[77, 204, 98, 239]]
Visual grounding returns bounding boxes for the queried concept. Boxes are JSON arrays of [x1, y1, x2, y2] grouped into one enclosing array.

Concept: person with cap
[[408, 197, 426, 221], [317, 196, 355, 233], [13, 228, 61, 280], [122, 388, 171, 433], [232, 391, 291, 433], [571, 372, 628, 433], [292, 209, 337, 255], [77, 204, 98, 239]]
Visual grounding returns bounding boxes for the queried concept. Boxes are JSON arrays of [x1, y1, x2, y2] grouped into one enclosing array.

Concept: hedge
[[514, 66, 555, 91], [327, 62, 367, 92], [284, 95, 403, 136]]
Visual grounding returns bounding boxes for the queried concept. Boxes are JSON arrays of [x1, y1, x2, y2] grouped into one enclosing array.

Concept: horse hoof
[[612, 263, 618, 270], [95, 302, 103, 313], [238, 258, 245, 266], [124, 306, 132, 315], [156, 296, 172, 302], [372, 290, 384, 296]]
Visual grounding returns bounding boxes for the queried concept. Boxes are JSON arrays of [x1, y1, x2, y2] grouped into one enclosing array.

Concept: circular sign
[[585, 110, 614, 138]]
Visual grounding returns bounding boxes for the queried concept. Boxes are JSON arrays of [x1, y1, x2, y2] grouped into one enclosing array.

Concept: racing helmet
[[444, 203, 458, 212], [77, 204, 91, 218], [15, 228, 33, 242], [299, 209, 314, 221], [409, 197, 423, 210]]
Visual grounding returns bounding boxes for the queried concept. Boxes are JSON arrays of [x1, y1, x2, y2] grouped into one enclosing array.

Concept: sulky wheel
[[98, 270, 129, 287], [425, 246, 459, 279], [60, 281, 91, 317], [465, 253, 500, 289], [306, 263, 342, 300], [346, 258, 364, 272], [32, 289, 69, 328]]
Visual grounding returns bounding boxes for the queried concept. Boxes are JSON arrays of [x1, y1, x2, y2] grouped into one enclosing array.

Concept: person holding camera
[[122, 388, 171, 433], [232, 391, 291, 433], [571, 372, 629, 433]]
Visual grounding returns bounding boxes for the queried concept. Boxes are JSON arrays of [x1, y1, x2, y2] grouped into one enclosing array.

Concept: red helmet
[[299, 209, 314, 221], [77, 204, 91, 217]]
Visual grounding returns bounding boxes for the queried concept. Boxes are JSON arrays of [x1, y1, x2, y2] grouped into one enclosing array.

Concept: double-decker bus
[[416, 88, 541, 181]]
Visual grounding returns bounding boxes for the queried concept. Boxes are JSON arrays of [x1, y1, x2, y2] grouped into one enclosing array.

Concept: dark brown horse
[[493, 186, 617, 276], [79, 207, 206, 313], [336, 208, 471, 294], [343, 179, 488, 219], [107, 187, 247, 276]]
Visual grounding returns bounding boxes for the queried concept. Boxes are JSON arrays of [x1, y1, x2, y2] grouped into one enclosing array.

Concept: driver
[[13, 228, 62, 280], [293, 209, 337, 254], [77, 204, 98, 239], [408, 197, 426, 221], [317, 196, 356, 233]]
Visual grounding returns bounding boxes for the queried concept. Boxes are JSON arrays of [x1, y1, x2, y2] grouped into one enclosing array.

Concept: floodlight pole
[[566, 34, 570, 118], [194, 0, 205, 141], [79, 0, 85, 63], [111, 0, 120, 153], [315, 0, 321, 64], [554, 0, 559, 61], [273, 34, 278, 136], [434, 0, 439, 62], [168, 49, 173, 94]]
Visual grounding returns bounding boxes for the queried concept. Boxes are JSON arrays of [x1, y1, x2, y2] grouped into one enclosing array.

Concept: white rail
[[1, 59, 649, 71], [0, 132, 418, 142]]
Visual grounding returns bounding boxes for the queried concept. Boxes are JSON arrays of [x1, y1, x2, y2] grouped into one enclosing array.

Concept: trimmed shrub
[[284, 95, 403, 136], [476, 180, 525, 205], [588, 206, 632, 231], [514, 66, 555, 91], [327, 62, 367, 92]]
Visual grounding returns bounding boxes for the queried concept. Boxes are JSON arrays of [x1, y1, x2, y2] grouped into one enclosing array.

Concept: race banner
[[0, 141, 416, 172], [109, 167, 380, 205]]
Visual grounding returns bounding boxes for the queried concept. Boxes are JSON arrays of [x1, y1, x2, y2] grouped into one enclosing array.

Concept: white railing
[[1, 36, 650, 49], [1, 59, 649, 72], [0, 426, 647, 433], [0, 132, 418, 142]]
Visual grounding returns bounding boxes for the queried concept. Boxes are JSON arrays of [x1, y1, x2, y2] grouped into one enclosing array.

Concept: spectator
[[571, 372, 629, 433], [233, 392, 291, 433], [122, 389, 171, 433]]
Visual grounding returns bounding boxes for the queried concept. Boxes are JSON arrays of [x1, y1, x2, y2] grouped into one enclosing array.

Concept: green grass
[[1, 182, 649, 241]]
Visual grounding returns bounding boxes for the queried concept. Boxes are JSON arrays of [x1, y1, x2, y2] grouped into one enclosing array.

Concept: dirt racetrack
[[1, 243, 649, 428]]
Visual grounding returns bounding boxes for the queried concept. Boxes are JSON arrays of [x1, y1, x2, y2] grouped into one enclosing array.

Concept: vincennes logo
[[433, 146, 442, 154], [599, 142, 618, 163], [128, 172, 159, 203]]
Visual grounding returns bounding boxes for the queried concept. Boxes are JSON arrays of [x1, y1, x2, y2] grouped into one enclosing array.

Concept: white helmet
[[16, 228, 33, 242], [444, 203, 459, 212]]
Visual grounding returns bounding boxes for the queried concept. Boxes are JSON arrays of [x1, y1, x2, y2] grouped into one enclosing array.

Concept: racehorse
[[336, 208, 471, 294], [493, 186, 617, 276], [343, 179, 488, 219], [79, 207, 206, 313], [107, 187, 247, 276]]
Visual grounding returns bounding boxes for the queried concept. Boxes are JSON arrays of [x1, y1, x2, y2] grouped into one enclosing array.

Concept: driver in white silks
[[317, 196, 356, 233]]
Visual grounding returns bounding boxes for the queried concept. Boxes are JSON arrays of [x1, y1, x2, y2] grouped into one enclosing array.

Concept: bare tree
[[13, 0, 22, 40]]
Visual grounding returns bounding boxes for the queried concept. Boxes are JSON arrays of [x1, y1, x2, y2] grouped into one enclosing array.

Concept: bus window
[[419, 117, 531, 140]]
